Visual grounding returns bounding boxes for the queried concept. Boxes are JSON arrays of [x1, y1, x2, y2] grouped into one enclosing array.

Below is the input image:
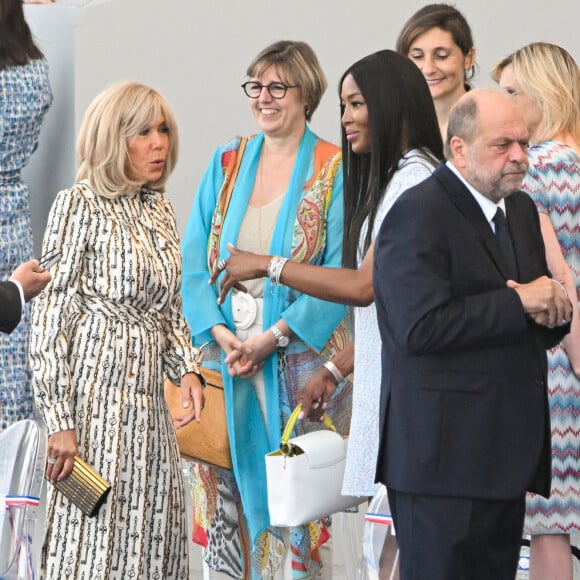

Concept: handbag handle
[[279, 403, 337, 456]]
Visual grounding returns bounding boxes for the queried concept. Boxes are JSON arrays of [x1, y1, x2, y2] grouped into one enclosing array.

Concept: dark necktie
[[493, 207, 517, 279]]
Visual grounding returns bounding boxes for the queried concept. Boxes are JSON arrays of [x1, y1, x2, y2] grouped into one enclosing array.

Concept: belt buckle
[[232, 291, 258, 330]]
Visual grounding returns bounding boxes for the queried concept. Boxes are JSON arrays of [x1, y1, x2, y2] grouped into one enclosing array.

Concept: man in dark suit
[[373, 89, 571, 579], [1, 259, 51, 334]]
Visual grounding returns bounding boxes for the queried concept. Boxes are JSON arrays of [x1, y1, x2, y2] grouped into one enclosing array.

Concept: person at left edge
[[0, 0, 52, 431], [0, 259, 50, 334], [30, 81, 204, 579], [181, 40, 351, 579]]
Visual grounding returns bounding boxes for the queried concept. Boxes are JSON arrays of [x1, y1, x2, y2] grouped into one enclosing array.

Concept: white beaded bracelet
[[268, 256, 288, 286], [323, 360, 344, 384]]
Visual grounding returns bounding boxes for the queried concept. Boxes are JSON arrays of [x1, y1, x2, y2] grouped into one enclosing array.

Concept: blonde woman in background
[[493, 42, 580, 580]]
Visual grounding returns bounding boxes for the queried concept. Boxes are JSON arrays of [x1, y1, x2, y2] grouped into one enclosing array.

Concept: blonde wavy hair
[[491, 42, 580, 144], [76, 81, 179, 199]]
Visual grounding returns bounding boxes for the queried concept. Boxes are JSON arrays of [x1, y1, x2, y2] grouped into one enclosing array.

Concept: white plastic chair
[[0, 419, 47, 580], [361, 484, 399, 580]]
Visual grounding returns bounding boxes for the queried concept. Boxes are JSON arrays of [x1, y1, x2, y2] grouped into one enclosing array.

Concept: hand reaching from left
[[10, 259, 51, 301]]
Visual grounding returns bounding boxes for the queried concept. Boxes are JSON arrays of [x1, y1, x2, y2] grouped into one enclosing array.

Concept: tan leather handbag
[[164, 356, 231, 469]]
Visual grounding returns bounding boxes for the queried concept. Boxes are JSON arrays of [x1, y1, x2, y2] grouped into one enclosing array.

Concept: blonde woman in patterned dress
[[0, 0, 52, 431], [493, 43, 580, 580], [30, 81, 204, 579]]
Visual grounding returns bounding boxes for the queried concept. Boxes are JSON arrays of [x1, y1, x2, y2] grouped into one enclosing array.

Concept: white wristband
[[323, 360, 344, 384], [268, 256, 288, 286]]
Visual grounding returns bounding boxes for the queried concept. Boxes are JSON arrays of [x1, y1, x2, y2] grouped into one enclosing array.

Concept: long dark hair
[[341, 49, 443, 267], [0, 0, 44, 70]]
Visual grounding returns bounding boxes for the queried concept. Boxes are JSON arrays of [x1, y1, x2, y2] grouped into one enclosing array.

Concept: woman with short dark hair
[[396, 3, 476, 139]]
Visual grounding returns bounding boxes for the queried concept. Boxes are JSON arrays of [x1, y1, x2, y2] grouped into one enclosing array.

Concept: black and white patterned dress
[[31, 182, 197, 579]]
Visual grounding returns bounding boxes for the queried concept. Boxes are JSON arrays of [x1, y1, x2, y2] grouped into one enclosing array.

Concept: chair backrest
[[0, 419, 47, 579], [362, 483, 399, 580]]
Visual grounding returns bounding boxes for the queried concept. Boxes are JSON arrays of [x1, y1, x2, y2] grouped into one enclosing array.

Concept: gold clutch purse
[[53, 456, 111, 517]]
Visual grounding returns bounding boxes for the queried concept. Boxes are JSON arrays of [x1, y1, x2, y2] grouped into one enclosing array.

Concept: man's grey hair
[[444, 96, 478, 160]]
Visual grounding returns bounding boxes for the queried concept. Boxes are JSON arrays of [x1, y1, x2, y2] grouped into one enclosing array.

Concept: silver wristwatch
[[270, 325, 290, 348]]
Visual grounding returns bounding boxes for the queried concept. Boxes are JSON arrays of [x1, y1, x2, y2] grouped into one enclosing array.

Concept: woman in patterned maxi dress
[[30, 82, 204, 579], [494, 43, 580, 580], [0, 0, 52, 431]]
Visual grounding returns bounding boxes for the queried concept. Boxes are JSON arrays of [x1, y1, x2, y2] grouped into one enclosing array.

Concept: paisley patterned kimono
[[182, 127, 353, 579]]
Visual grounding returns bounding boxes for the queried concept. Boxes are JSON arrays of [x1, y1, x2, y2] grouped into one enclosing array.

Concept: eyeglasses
[[241, 81, 300, 99]]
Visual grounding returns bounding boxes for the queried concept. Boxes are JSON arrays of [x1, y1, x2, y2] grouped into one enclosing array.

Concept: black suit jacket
[[373, 164, 567, 500], [0, 280, 22, 334]]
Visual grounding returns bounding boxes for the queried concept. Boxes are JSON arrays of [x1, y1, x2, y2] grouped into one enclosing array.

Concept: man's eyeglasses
[[241, 81, 300, 99]]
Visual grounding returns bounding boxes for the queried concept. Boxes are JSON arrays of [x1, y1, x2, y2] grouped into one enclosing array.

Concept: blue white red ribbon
[[4, 495, 40, 507], [365, 512, 394, 526]]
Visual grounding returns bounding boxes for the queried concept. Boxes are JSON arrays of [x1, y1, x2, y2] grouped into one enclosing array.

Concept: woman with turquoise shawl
[[181, 40, 352, 579]]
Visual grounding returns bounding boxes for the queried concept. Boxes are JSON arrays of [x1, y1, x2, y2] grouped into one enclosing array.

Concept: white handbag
[[265, 404, 365, 527]]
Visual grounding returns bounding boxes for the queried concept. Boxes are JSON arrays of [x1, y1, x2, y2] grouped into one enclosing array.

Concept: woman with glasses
[[492, 42, 580, 580], [182, 40, 352, 579]]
